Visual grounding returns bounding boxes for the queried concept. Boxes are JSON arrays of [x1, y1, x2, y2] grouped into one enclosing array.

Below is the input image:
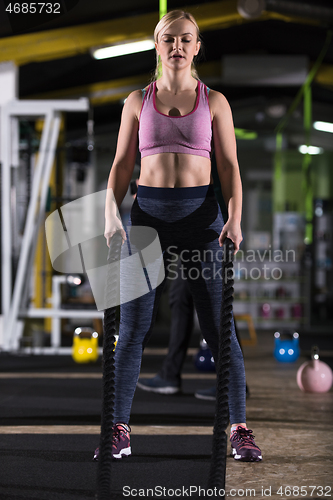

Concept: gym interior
[[0, 1, 332, 499]]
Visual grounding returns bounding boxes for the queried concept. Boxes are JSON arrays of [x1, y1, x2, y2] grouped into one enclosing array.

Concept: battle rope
[[96, 233, 234, 497], [96, 231, 123, 500], [208, 237, 235, 498]]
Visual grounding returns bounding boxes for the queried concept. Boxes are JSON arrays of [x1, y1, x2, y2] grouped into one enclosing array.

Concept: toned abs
[[136, 84, 214, 188]]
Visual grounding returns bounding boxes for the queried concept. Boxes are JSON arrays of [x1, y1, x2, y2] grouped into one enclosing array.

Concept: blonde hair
[[151, 10, 203, 82]]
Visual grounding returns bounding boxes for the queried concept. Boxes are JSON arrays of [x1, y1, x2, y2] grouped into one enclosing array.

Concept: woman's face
[[155, 18, 200, 73]]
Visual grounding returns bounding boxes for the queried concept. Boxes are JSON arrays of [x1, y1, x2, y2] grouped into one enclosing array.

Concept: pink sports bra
[[138, 80, 213, 159]]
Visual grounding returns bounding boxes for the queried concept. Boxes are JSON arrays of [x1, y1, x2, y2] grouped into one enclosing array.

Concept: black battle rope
[[208, 237, 234, 498], [96, 231, 123, 500]]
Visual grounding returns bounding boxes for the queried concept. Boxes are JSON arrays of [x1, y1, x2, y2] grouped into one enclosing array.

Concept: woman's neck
[[157, 70, 197, 94]]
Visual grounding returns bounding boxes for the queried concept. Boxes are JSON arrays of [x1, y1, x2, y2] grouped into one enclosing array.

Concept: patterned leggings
[[112, 184, 246, 425]]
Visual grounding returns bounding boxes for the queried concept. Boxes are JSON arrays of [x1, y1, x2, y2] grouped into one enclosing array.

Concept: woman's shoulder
[[126, 88, 145, 103], [206, 88, 232, 119], [207, 88, 230, 105], [124, 86, 150, 121]]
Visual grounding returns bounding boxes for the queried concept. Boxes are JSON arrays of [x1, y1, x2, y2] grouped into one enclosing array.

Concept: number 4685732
[[277, 486, 332, 497], [6, 3, 61, 14]]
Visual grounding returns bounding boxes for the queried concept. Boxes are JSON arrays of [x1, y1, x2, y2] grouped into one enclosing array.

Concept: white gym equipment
[[0, 61, 103, 353]]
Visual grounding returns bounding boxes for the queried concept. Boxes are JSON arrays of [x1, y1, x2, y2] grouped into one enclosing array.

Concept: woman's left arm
[[211, 90, 243, 252]]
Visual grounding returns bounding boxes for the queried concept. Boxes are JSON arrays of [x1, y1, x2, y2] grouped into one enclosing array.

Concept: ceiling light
[[313, 121, 333, 133], [92, 39, 155, 60], [237, 0, 265, 19], [298, 145, 323, 155], [266, 104, 287, 118]]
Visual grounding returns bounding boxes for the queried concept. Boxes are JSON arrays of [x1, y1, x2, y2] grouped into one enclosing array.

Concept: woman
[[95, 10, 262, 463]]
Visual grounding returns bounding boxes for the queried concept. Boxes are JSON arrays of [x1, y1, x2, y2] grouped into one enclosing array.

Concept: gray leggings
[[112, 184, 246, 425]]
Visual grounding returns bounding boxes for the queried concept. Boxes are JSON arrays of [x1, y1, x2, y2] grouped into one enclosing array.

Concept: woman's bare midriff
[[139, 152, 213, 188]]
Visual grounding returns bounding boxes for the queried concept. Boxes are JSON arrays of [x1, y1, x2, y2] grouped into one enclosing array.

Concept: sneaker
[[136, 374, 180, 395], [195, 386, 216, 400], [195, 385, 250, 401], [230, 426, 262, 462], [93, 423, 131, 461]]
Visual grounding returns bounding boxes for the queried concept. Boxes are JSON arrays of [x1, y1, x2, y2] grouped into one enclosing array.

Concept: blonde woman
[[94, 10, 262, 462]]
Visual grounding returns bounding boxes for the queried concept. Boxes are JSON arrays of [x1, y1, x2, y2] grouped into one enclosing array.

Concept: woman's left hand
[[218, 219, 243, 253]]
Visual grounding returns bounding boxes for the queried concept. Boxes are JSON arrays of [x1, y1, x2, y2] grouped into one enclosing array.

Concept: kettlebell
[[273, 331, 300, 363], [194, 338, 215, 372], [297, 346, 333, 393], [72, 327, 99, 363]]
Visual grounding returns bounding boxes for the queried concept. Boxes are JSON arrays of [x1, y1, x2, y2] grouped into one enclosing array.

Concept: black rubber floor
[[0, 348, 219, 500], [2, 434, 213, 500], [2, 332, 331, 500]]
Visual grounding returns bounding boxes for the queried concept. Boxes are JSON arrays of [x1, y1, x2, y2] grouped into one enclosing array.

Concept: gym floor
[[0, 330, 332, 500]]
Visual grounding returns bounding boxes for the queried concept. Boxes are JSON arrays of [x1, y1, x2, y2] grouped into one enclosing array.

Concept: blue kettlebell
[[274, 331, 300, 363], [194, 338, 216, 372]]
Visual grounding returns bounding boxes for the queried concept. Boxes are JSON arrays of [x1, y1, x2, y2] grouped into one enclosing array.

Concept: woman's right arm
[[105, 90, 141, 246]]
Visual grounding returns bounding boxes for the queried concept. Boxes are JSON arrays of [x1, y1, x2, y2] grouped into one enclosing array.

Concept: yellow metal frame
[[0, 1, 323, 66], [33, 115, 65, 335], [234, 314, 257, 347]]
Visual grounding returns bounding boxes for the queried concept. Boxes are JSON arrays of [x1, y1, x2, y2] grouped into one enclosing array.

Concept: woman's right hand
[[104, 217, 127, 248]]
